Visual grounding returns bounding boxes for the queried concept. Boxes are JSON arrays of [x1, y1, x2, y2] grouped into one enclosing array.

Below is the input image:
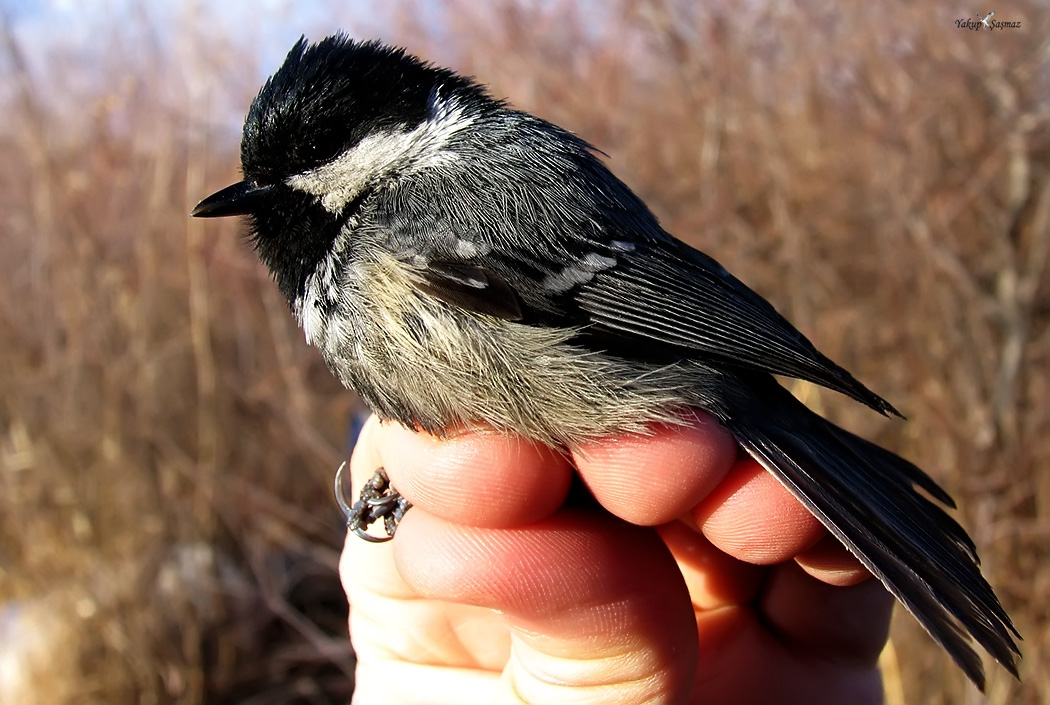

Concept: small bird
[[192, 34, 1019, 689]]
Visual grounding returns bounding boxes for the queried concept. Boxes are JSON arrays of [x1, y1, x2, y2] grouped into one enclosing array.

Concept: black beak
[[191, 181, 274, 218]]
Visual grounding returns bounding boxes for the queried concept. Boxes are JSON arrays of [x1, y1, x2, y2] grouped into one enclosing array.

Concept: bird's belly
[[313, 286, 701, 447]]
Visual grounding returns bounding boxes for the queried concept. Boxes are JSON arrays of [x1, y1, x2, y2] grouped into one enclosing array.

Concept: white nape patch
[[287, 94, 473, 214]]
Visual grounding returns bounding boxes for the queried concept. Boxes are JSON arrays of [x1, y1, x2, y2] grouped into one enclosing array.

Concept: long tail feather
[[716, 378, 1020, 690]]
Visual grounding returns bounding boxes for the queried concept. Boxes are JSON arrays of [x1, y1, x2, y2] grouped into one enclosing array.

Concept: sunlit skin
[[341, 414, 892, 705]]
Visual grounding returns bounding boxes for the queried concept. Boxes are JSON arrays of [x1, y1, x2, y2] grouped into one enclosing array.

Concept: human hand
[[340, 414, 893, 705]]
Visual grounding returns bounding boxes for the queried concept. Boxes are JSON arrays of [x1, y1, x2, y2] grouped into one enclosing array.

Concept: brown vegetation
[[1, 1, 1047, 703]]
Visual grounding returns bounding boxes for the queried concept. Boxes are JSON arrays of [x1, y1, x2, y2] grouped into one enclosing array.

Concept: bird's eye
[[303, 130, 346, 167]]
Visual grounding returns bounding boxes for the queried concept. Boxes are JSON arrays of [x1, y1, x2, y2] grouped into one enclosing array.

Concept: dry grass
[[1, 1, 1047, 703]]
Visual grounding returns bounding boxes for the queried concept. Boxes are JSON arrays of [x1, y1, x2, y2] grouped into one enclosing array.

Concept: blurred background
[[1, 1, 1047, 703]]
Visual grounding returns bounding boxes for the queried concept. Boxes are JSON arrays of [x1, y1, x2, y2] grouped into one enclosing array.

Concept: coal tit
[[192, 34, 1019, 688]]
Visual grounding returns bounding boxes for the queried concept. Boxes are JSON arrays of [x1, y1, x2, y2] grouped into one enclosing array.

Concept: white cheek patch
[[287, 96, 473, 213]]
